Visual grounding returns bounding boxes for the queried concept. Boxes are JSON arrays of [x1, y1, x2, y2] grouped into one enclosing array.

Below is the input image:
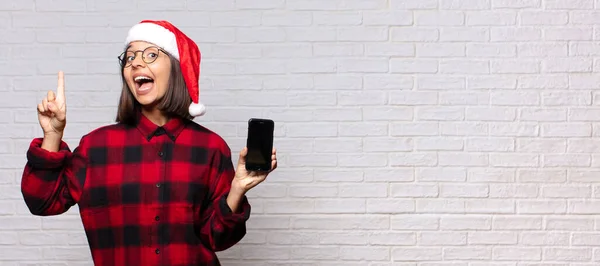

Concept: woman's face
[[122, 41, 171, 107]]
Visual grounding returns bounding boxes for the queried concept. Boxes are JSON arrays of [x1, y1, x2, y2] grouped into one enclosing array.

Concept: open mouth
[[134, 75, 154, 91]]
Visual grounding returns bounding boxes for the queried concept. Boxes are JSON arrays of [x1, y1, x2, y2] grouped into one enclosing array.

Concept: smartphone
[[245, 118, 275, 172]]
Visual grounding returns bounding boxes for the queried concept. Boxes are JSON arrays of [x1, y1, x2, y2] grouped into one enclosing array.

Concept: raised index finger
[[56, 71, 65, 101]]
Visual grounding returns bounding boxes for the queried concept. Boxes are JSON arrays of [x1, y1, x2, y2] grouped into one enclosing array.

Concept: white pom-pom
[[189, 102, 206, 117]]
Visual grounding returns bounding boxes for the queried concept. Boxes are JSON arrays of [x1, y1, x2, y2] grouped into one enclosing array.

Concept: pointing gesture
[[37, 71, 67, 136]]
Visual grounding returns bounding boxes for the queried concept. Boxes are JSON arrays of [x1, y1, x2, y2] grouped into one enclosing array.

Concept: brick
[[493, 247, 541, 260], [337, 27, 388, 42], [438, 152, 488, 166], [314, 138, 361, 152], [439, 60, 490, 74], [491, 27, 541, 42], [339, 247, 390, 261], [519, 232, 569, 246], [517, 200, 567, 214], [365, 43, 414, 56], [491, 59, 540, 73], [440, 215, 491, 230], [543, 248, 592, 261], [417, 167, 466, 182], [570, 11, 600, 24], [338, 92, 387, 106], [367, 199, 415, 213], [415, 137, 464, 151], [466, 43, 516, 57], [468, 76, 517, 89], [418, 43, 465, 58], [391, 0, 438, 9], [313, 11, 361, 26], [518, 75, 568, 89], [468, 232, 518, 245], [363, 11, 413, 25], [292, 215, 389, 230], [262, 11, 312, 26], [339, 183, 388, 197], [416, 106, 465, 121], [545, 27, 593, 41], [520, 11, 568, 25], [440, 184, 489, 198], [415, 11, 464, 26], [444, 247, 491, 260], [390, 59, 438, 74], [546, 217, 594, 231], [320, 232, 367, 245], [419, 232, 467, 246], [390, 152, 437, 166], [338, 58, 389, 73], [364, 137, 413, 152], [440, 27, 489, 41], [316, 169, 365, 183], [545, 0, 593, 9], [492, 216, 542, 230], [392, 247, 442, 261], [391, 28, 439, 42], [518, 43, 568, 57], [467, 11, 517, 26], [417, 76, 466, 90], [237, 28, 286, 43], [543, 58, 593, 73], [441, 122, 488, 136], [313, 43, 364, 56], [340, 122, 388, 136], [316, 199, 366, 213], [365, 168, 413, 182], [489, 184, 539, 198], [466, 107, 516, 121], [492, 0, 540, 8]]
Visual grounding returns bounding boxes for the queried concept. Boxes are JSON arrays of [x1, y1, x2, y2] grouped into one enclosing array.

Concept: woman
[[21, 20, 276, 266]]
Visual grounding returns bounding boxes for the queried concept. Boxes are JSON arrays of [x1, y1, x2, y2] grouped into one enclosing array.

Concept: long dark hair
[[115, 52, 193, 125]]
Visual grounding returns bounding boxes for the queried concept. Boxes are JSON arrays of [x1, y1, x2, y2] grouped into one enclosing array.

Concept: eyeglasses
[[118, 46, 166, 68]]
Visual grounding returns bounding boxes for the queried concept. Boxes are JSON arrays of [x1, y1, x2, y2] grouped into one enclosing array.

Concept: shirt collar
[[135, 112, 187, 141]]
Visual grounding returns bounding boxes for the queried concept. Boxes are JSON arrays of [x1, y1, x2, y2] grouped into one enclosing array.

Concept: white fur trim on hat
[[125, 22, 180, 60], [189, 102, 206, 117]]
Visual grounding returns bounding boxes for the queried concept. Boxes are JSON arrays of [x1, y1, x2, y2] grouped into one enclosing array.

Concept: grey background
[[3, 0, 600, 265]]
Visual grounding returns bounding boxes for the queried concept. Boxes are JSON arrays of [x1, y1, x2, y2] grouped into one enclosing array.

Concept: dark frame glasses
[[118, 46, 167, 68]]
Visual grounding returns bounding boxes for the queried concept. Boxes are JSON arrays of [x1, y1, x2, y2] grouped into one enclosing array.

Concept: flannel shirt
[[21, 112, 251, 266]]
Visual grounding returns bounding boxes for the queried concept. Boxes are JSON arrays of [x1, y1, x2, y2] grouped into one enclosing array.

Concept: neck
[[141, 107, 169, 126]]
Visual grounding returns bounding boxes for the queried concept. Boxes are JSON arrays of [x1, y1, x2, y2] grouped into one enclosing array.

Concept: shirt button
[[155, 249, 160, 254], [156, 183, 161, 188], [158, 151, 164, 157], [155, 216, 160, 221]]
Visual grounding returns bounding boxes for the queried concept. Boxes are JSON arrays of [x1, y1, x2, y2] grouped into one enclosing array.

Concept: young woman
[[21, 20, 276, 266]]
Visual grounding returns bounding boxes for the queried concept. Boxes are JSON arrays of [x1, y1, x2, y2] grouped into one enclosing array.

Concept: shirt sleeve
[[21, 136, 89, 216], [196, 141, 251, 252]]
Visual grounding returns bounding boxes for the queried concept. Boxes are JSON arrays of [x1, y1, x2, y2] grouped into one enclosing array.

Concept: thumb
[[47, 102, 56, 114], [238, 147, 248, 166], [47, 102, 65, 121]]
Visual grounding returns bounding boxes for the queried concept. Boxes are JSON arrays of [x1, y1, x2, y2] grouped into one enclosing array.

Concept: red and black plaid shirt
[[21, 112, 251, 266]]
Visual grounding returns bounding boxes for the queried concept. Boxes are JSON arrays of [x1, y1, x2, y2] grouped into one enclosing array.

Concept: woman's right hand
[[37, 71, 67, 137]]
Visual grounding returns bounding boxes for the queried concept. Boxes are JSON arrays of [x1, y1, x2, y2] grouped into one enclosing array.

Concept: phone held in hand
[[245, 118, 274, 172]]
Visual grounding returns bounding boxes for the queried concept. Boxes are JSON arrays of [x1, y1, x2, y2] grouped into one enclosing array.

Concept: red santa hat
[[124, 20, 205, 117]]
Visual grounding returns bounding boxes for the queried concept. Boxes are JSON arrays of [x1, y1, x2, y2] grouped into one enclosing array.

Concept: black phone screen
[[245, 118, 274, 171]]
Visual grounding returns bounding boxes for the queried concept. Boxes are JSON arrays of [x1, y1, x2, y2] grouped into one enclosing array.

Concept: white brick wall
[[2, 0, 600, 264]]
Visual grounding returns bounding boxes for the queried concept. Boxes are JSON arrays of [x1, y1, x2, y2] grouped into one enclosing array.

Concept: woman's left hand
[[231, 147, 277, 195]]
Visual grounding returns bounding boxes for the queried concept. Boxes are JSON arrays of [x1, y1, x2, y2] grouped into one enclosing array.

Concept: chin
[[134, 94, 160, 106]]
